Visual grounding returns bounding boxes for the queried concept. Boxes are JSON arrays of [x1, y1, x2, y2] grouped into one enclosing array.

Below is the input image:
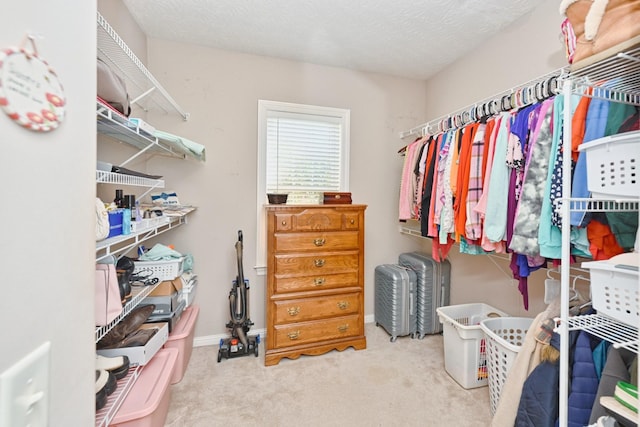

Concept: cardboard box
[[148, 278, 183, 297], [142, 292, 180, 316], [146, 300, 186, 333], [97, 322, 168, 366]]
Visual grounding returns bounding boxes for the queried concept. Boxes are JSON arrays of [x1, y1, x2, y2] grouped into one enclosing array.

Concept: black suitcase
[[398, 252, 451, 338], [374, 264, 417, 342]]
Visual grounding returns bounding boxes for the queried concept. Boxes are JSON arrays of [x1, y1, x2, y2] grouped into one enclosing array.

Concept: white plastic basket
[[133, 257, 184, 281], [578, 130, 640, 199], [583, 254, 639, 326], [436, 303, 509, 389], [480, 317, 533, 416]]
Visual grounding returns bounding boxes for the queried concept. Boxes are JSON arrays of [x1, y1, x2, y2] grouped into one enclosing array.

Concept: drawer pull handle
[[314, 278, 326, 286], [281, 220, 287, 226], [350, 219, 355, 224], [313, 238, 326, 246], [287, 331, 300, 340], [337, 301, 349, 310], [314, 259, 325, 267], [287, 306, 300, 316], [338, 324, 349, 333]]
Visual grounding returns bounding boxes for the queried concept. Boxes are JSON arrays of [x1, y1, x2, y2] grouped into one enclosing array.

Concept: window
[[255, 100, 350, 273]]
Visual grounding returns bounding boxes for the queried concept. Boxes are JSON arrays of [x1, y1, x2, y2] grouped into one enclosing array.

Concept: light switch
[[0, 341, 50, 427]]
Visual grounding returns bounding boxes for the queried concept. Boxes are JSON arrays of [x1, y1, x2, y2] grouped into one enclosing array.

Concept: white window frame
[[255, 100, 350, 274]]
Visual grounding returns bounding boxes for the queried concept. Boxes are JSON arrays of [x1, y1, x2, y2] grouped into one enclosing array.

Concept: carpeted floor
[[165, 323, 493, 426]]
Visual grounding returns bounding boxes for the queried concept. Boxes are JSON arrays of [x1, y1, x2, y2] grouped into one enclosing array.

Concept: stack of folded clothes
[[598, 381, 639, 427]]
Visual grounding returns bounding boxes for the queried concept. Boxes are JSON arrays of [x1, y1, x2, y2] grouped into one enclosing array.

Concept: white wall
[[142, 41, 427, 339], [0, 1, 96, 425]]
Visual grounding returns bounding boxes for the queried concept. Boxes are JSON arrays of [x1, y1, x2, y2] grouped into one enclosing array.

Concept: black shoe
[[96, 370, 107, 411], [95, 369, 117, 410]]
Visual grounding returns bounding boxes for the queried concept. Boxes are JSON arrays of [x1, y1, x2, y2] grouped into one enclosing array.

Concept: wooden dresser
[[264, 204, 367, 366]]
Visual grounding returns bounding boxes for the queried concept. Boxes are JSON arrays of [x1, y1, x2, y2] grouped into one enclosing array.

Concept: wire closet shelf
[[97, 11, 189, 120], [399, 42, 640, 139]]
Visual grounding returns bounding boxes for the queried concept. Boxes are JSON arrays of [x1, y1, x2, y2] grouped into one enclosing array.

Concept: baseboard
[[193, 328, 266, 348], [194, 315, 376, 348]]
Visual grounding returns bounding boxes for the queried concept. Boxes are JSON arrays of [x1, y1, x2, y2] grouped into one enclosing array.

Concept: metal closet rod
[[399, 67, 568, 139]]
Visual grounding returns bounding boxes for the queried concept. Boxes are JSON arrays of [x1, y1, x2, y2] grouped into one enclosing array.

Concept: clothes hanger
[[568, 275, 592, 315]]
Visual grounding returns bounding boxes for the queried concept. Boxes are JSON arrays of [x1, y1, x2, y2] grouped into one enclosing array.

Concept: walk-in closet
[[1, 0, 638, 426]]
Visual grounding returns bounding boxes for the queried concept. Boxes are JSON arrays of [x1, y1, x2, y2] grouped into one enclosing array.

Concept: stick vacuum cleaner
[[218, 230, 259, 362]]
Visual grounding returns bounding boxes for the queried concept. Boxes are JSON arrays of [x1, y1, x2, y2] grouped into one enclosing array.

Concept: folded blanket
[[139, 243, 183, 261], [154, 129, 206, 161]]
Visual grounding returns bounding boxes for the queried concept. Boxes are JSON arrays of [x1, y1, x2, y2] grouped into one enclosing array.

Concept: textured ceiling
[[122, 0, 543, 80]]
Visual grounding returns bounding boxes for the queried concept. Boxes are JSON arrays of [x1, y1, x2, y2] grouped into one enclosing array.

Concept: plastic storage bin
[[133, 257, 184, 281], [577, 130, 640, 199], [582, 253, 639, 326], [436, 303, 508, 389], [480, 317, 533, 416], [111, 347, 178, 427], [164, 304, 199, 384]]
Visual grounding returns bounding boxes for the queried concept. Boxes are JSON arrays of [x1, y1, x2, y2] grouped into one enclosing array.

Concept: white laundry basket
[[480, 317, 533, 416], [436, 303, 508, 389], [577, 130, 640, 199], [582, 253, 639, 327]]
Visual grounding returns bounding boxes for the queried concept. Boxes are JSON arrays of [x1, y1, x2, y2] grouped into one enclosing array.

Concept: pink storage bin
[[164, 304, 199, 384], [111, 347, 178, 427]]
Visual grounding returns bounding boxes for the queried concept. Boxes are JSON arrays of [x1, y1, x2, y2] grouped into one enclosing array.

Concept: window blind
[[266, 113, 342, 193]]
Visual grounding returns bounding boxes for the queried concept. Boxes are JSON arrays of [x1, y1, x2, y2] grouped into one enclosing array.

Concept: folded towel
[[154, 129, 206, 161], [139, 243, 183, 261]]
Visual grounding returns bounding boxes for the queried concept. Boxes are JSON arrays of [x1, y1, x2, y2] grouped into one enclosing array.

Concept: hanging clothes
[[426, 134, 445, 238], [510, 98, 555, 256], [484, 112, 513, 245], [506, 104, 539, 249], [398, 137, 425, 220], [420, 136, 438, 237], [475, 115, 506, 253], [465, 122, 487, 241], [563, 331, 600, 427], [539, 94, 578, 259], [570, 98, 609, 227], [454, 123, 478, 242], [412, 140, 429, 220]]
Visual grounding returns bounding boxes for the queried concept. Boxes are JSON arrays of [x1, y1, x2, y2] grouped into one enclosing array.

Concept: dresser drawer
[[273, 314, 362, 348], [273, 208, 361, 232], [274, 251, 359, 276], [274, 231, 359, 252], [273, 293, 360, 324], [273, 271, 358, 293]]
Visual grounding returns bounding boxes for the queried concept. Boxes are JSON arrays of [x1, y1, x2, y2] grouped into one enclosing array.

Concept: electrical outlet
[[0, 341, 50, 427]]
